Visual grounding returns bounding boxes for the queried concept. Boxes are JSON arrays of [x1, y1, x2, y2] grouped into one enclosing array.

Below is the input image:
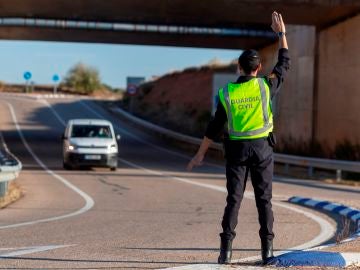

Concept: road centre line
[[0, 245, 72, 258], [75, 100, 335, 263], [79, 100, 224, 169], [0, 89, 344, 268], [1, 96, 336, 265], [39, 99, 66, 126], [0, 101, 94, 230], [1, 95, 223, 169], [119, 157, 334, 265]]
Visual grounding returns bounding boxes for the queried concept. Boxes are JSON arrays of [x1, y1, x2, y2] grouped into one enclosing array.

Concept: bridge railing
[[110, 107, 360, 181], [0, 135, 22, 198]]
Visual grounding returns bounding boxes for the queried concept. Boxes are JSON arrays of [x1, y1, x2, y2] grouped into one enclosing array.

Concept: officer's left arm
[[187, 90, 227, 171], [186, 136, 213, 171]]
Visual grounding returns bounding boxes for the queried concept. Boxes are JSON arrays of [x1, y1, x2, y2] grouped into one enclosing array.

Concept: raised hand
[[271, 11, 286, 33]]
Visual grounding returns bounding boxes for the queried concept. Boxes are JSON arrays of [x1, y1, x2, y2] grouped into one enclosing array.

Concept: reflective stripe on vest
[[221, 78, 273, 138]]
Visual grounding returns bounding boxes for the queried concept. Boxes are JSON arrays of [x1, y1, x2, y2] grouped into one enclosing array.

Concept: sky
[[0, 40, 239, 88]]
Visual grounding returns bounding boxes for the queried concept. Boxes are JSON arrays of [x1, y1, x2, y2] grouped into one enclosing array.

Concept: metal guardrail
[[0, 133, 22, 198], [111, 107, 360, 181]]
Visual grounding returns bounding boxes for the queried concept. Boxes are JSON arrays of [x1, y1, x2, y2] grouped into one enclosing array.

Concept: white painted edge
[[1, 94, 345, 268], [39, 98, 67, 126], [323, 203, 341, 211], [11, 96, 335, 268], [339, 208, 355, 215], [341, 252, 360, 266], [289, 197, 360, 252], [351, 213, 360, 222], [163, 265, 263, 270], [79, 100, 225, 169], [117, 158, 335, 269], [0, 245, 72, 258], [0, 101, 95, 229], [77, 99, 336, 269], [110, 105, 360, 174], [0, 92, 76, 100]]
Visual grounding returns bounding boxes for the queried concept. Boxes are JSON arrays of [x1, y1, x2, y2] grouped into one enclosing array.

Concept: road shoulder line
[[0, 101, 95, 229]]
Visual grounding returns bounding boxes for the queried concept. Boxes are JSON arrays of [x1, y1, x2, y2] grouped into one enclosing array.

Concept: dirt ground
[[0, 181, 23, 209], [325, 238, 360, 253]]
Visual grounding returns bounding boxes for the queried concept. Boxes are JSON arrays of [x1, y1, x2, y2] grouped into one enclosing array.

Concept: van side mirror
[[116, 134, 121, 141], [61, 134, 67, 140]]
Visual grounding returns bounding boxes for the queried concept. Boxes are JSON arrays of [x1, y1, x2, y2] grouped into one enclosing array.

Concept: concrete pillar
[[259, 25, 316, 148], [316, 14, 360, 150]]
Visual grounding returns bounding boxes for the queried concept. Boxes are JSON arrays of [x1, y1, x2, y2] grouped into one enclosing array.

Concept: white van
[[62, 119, 120, 170]]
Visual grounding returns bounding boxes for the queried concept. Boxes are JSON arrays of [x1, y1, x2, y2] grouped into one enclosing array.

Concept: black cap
[[238, 49, 261, 74]]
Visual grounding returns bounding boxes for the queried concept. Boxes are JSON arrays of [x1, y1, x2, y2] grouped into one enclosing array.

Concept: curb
[[269, 196, 360, 267], [289, 196, 360, 228]]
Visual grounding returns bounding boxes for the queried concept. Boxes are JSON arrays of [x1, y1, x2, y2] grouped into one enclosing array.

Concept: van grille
[[78, 145, 107, 149]]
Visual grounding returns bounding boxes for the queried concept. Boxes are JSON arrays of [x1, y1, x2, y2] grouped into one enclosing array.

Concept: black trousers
[[220, 137, 274, 242]]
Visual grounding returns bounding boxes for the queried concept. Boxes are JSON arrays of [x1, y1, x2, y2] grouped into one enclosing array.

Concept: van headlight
[[68, 145, 76, 150], [109, 144, 117, 150]]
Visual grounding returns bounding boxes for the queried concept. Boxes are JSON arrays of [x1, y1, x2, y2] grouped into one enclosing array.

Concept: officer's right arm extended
[[271, 12, 288, 49]]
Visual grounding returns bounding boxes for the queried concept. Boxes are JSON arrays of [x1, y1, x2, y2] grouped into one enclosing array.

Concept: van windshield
[[71, 125, 112, 139]]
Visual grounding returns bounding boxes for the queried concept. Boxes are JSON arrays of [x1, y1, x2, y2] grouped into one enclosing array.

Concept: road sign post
[[126, 77, 145, 114], [23, 71, 32, 93], [52, 74, 60, 94]]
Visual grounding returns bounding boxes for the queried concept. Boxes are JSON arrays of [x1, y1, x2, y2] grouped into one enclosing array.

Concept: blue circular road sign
[[53, 74, 60, 82], [127, 84, 137, 96], [23, 71, 32, 81]]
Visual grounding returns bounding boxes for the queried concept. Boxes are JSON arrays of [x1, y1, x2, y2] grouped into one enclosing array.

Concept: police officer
[[187, 11, 289, 265]]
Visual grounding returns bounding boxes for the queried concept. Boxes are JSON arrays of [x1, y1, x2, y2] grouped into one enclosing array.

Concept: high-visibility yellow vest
[[218, 78, 273, 140]]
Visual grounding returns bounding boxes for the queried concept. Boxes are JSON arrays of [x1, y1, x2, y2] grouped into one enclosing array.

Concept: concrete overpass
[[0, 0, 359, 49], [0, 0, 359, 152]]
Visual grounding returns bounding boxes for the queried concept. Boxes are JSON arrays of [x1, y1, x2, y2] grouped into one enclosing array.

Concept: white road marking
[[305, 199, 322, 207], [0, 102, 95, 229], [0, 245, 72, 258], [164, 265, 264, 270], [341, 253, 360, 266], [351, 213, 360, 222], [14, 97, 336, 267], [79, 100, 224, 169], [119, 158, 227, 193], [39, 99, 66, 126], [77, 98, 335, 264], [339, 208, 354, 216], [118, 158, 335, 267], [323, 203, 341, 211]]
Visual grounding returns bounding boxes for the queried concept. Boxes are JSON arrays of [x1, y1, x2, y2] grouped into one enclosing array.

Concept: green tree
[[64, 63, 101, 94]]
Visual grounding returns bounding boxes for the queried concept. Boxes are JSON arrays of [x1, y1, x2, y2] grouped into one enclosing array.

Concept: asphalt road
[[0, 94, 359, 269]]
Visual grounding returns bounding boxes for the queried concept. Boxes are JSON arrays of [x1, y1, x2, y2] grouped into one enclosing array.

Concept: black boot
[[261, 239, 274, 265], [218, 239, 232, 264]]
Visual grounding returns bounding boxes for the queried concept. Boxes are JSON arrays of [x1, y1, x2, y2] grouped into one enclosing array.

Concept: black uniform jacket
[[205, 48, 290, 142]]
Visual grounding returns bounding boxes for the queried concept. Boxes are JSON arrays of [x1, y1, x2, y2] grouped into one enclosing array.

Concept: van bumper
[[65, 153, 118, 168]]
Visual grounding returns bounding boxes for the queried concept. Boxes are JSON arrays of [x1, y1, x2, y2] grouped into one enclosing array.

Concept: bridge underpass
[[0, 0, 359, 148], [0, 0, 359, 149], [0, 0, 359, 49], [0, 23, 275, 49]]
